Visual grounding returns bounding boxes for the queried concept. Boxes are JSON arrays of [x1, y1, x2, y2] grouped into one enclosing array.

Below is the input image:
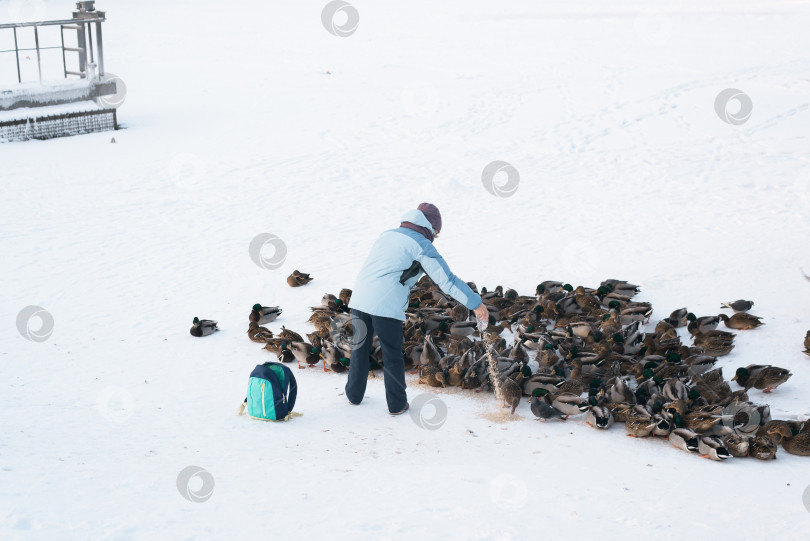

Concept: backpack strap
[[282, 365, 298, 411], [237, 398, 247, 415], [277, 365, 300, 419]]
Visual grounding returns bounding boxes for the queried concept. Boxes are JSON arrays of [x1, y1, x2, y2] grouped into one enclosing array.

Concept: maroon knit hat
[[417, 202, 442, 233]]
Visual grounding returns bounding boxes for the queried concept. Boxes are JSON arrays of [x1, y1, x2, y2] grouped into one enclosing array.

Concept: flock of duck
[[188, 270, 312, 337], [193, 270, 810, 461]]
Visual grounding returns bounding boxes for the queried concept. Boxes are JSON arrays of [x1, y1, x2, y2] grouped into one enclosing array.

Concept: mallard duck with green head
[[536, 281, 564, 297], [600, 279, 640, 298], [290, 341, 322, 369], [436, 319, 476, 337], [687, 314, 720, 335], [321, 341, 350, 373], [529, 389, 567, 421], [190, 317, 218, 337], [730, 364, 768, 387], [250, 304, 282, 324], [733, 365, 792, 393]]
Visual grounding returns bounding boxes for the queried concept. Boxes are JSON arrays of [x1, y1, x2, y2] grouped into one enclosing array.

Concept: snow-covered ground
[[2, 0, 810, 538]]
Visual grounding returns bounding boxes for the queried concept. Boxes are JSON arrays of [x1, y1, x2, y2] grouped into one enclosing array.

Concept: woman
[[345, 202, 489, 415]]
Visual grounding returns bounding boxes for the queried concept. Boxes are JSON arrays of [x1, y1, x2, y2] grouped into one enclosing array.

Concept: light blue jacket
[[348, 209, 483, 321]]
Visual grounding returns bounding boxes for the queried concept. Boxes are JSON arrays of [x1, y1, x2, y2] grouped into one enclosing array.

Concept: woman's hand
[[473, 303, 489, 331]]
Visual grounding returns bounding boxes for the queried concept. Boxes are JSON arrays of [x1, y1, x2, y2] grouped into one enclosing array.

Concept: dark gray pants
[[344, 308, 407, 413]]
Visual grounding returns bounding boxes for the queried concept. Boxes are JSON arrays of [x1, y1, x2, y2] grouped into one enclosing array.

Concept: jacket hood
[[400, 209, 433, 229]]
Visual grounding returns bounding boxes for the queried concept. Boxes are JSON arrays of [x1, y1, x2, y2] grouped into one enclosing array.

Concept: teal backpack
[[239, 362, 301, 421]]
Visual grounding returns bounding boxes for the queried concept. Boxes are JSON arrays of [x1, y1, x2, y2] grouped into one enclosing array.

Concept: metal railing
[[0, 1, 106, 84]]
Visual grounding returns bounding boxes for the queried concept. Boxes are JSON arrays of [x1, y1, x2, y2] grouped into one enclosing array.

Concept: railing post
[[34, 25, 42, 83], [13, 27, 22, 83], [95, 21, 104, 77], [87, 23, 94, 64], [77, 22, 87, 77], [60, 26, 68, 78]]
